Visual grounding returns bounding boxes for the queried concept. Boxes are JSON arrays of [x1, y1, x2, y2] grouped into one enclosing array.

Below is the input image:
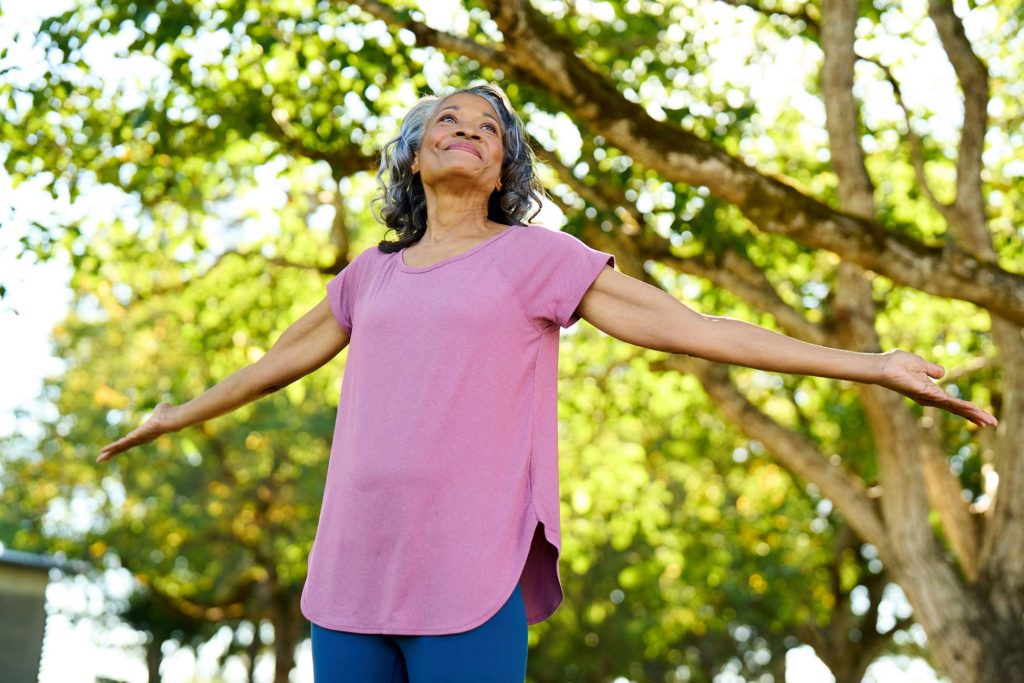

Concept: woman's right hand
[[94, 295, 348, 465], [96, 401, 181, 463]]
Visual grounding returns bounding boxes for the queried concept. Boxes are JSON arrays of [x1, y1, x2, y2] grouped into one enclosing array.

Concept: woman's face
[[412, 92, 505, 194]]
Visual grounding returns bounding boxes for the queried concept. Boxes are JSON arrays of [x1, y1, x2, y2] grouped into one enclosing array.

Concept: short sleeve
[[325, 246, 373, 333], [504, 227, 616, 330]]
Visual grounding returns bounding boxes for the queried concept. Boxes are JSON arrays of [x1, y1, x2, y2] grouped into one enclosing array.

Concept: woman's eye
[[440, 114, 497, 133]]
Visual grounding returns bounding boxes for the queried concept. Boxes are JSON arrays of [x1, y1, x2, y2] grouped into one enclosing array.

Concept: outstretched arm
[[576, 265, 998, 428], [97, 297, 350, 462]]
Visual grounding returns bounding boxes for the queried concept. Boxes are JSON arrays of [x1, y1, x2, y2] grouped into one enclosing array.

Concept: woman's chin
[[421, 167, 490, 185]]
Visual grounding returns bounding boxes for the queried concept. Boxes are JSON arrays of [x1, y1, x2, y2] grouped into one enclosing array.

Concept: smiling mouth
[[446, 146, 481, 159]]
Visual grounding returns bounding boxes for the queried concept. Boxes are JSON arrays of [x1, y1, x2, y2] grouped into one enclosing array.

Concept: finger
[[113, 430, 147, 450], [97, 427, 156, 462], [910, 387, 998, 428], [925, 363, 945, 380], [101, 438, 128, 455], [98, 436, 133, 461], [954, 400, 997, 427], [100, 438, 133, 459], [942, 402, 981, 427], [958, 400, 997, 426], [969, 406, 998, 427], [98, 442, 125, 460]]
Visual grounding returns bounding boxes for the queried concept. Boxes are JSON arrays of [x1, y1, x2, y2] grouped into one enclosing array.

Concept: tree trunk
[[270, 592, 303, 683], [817, 2, 1023, 682], [766, 649, 785, 683], [246, 624, 260, 683], [146, 636, 162, 683]]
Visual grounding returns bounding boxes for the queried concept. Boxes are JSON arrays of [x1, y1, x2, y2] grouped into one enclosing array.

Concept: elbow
[[258, 382, 286, 396], [663, 312, 718, 359], [248, 360, 291, 397]]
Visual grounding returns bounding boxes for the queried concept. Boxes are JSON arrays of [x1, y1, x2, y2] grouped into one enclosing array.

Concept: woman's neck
[[419, 186, 495, 242]]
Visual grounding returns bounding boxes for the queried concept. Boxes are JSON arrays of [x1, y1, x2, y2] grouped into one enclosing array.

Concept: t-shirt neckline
[[397, 224, 520, 273]]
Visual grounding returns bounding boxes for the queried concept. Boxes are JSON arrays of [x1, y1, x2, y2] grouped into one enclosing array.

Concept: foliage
[[2, 0, 1019, 681]]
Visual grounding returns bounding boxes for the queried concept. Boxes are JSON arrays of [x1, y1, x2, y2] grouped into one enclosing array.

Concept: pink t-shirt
[[299, 223, 616, 635]]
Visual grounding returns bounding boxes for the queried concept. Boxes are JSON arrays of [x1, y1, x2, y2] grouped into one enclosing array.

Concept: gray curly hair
[[371, 83, 549, 252]]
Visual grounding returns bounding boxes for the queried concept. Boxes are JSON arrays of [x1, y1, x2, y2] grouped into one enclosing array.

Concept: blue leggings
[[310, 583, 527, 682]]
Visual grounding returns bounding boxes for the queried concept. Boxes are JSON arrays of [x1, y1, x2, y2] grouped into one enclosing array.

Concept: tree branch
[[126, 558, 259, 621], [472, 0, 1024, 323], [650, 354, 888, 553], [820, 0, 875, 220], [265, 105, 377, 176], [531, 132, 835, 346], [816, 0, 983, 600], [859, 55, 953, 221], [541, 143, 885, 549], [350, 0, 507, 68], [916, 429, 980, 582], [925, 1, 1024, 616], [345, 0, 1024, 321], [665, 249, 835, 346], [716, 0, 821, 38], [927, 0, 990, 254], [527, 132, 646, 237], [125, 247, 347, 308]]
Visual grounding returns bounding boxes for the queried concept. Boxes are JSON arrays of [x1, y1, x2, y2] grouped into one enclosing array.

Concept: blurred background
[[1, 0, 1019, 681]]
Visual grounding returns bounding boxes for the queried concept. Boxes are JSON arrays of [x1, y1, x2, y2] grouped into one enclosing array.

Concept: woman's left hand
[[875, 350, 998, 428]]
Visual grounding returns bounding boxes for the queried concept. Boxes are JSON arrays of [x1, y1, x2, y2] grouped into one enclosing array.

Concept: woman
[[97, 83, 998, 682]]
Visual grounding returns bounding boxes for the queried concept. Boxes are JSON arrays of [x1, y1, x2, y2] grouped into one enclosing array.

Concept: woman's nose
[[455, 129, 481, 140]]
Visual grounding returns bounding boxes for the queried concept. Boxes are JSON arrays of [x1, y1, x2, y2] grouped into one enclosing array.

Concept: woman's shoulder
[[513, 223, 551, 236], [331, 244, 391, 281], [510, 223, 579, 245], [509, 224, 596, 255], [353, 243, 394, 266]]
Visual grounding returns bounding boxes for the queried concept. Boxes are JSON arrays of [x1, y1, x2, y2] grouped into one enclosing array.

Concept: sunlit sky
[[4, 0, 1005, 680]]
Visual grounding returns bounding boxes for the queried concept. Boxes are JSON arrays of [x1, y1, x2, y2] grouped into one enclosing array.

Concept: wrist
[[163, 403, 189, 433], [870, 350, 895, 385]]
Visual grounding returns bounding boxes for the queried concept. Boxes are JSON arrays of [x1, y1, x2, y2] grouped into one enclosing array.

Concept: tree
[[3, 1, 1019, 681], [117, 587, 222, 683]]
